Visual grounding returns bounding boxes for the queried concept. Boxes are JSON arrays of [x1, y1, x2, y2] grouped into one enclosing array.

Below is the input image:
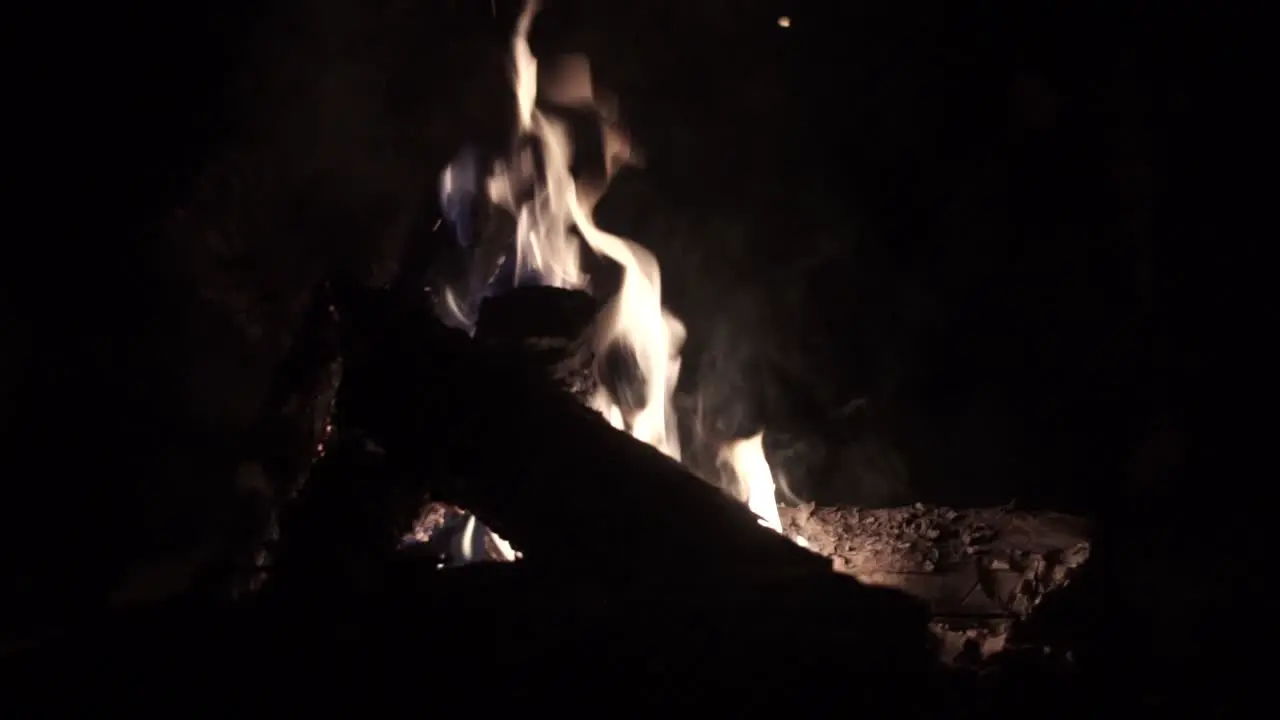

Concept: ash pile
[[417, 495, 1092, 667], [782, 503, 1090, 663]]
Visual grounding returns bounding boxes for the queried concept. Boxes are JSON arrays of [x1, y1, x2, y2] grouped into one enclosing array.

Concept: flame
[[719, 432, 784, 533], [433, 0, 805, 559], [455, 514, 519, 564], [485, 0, 686, 461]]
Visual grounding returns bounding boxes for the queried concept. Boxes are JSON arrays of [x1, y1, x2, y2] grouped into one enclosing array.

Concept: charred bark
[[778, 503, 1092, 665], [474, 286, 600, 402], [270, 425, 426, 593]]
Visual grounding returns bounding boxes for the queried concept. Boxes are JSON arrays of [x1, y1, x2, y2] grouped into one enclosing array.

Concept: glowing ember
[[430, 0, 805, 559]]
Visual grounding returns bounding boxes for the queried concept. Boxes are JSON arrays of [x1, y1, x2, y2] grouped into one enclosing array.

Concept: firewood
[[780, 505, 1091, 603], [337, 287, 831, 582]]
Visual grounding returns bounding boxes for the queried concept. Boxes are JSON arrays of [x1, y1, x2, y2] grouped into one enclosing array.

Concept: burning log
[[338, 288, 830, 582], [475, 286, 598, 346]]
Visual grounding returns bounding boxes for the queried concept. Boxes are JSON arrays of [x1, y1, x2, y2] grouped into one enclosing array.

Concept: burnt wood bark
[[474, 286, 600, 402]]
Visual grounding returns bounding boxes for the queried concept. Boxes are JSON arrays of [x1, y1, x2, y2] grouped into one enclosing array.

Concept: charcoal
[[475, 286, 600, 401]]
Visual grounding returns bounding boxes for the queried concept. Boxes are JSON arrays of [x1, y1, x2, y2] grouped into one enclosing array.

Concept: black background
[[2, 0, 1246, 626]]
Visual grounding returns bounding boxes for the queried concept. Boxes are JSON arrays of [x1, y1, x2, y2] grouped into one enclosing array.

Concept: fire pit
[[426, 0, 811, 548]]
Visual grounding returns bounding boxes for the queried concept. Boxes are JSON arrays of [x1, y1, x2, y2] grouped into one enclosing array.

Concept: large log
[[780, 504, 1091, 611], [2, 556, 959, 714], [413, 500, 1093, 663], [336, 287, 833, 583]]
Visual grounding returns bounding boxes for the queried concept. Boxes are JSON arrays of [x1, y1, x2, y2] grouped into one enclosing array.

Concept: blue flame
[[439, 146, 479, 250], [437, 145, 549, 326]]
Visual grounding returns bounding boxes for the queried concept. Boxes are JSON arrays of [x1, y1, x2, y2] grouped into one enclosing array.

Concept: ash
[[782, 502, 1090, 664]]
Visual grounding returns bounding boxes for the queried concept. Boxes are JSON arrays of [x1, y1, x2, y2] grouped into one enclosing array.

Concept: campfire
[[408, 0, 1089, 663], [421, 0, 806, 559]]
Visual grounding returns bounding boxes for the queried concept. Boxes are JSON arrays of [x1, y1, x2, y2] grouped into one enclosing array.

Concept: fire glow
[[432, 0, 804, 559]]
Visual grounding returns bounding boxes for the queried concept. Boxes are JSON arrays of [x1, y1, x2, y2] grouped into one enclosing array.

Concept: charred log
[[474, 286, 600, 402], [475, 286, 598, 346], [414, 500, 1093, 664], [337, 287, 832, 583], [187, 281, 344, 599]]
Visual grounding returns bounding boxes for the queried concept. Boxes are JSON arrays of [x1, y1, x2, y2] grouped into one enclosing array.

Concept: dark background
[[3, 0, 1243, 627], [417, 0, 1197, 514]]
